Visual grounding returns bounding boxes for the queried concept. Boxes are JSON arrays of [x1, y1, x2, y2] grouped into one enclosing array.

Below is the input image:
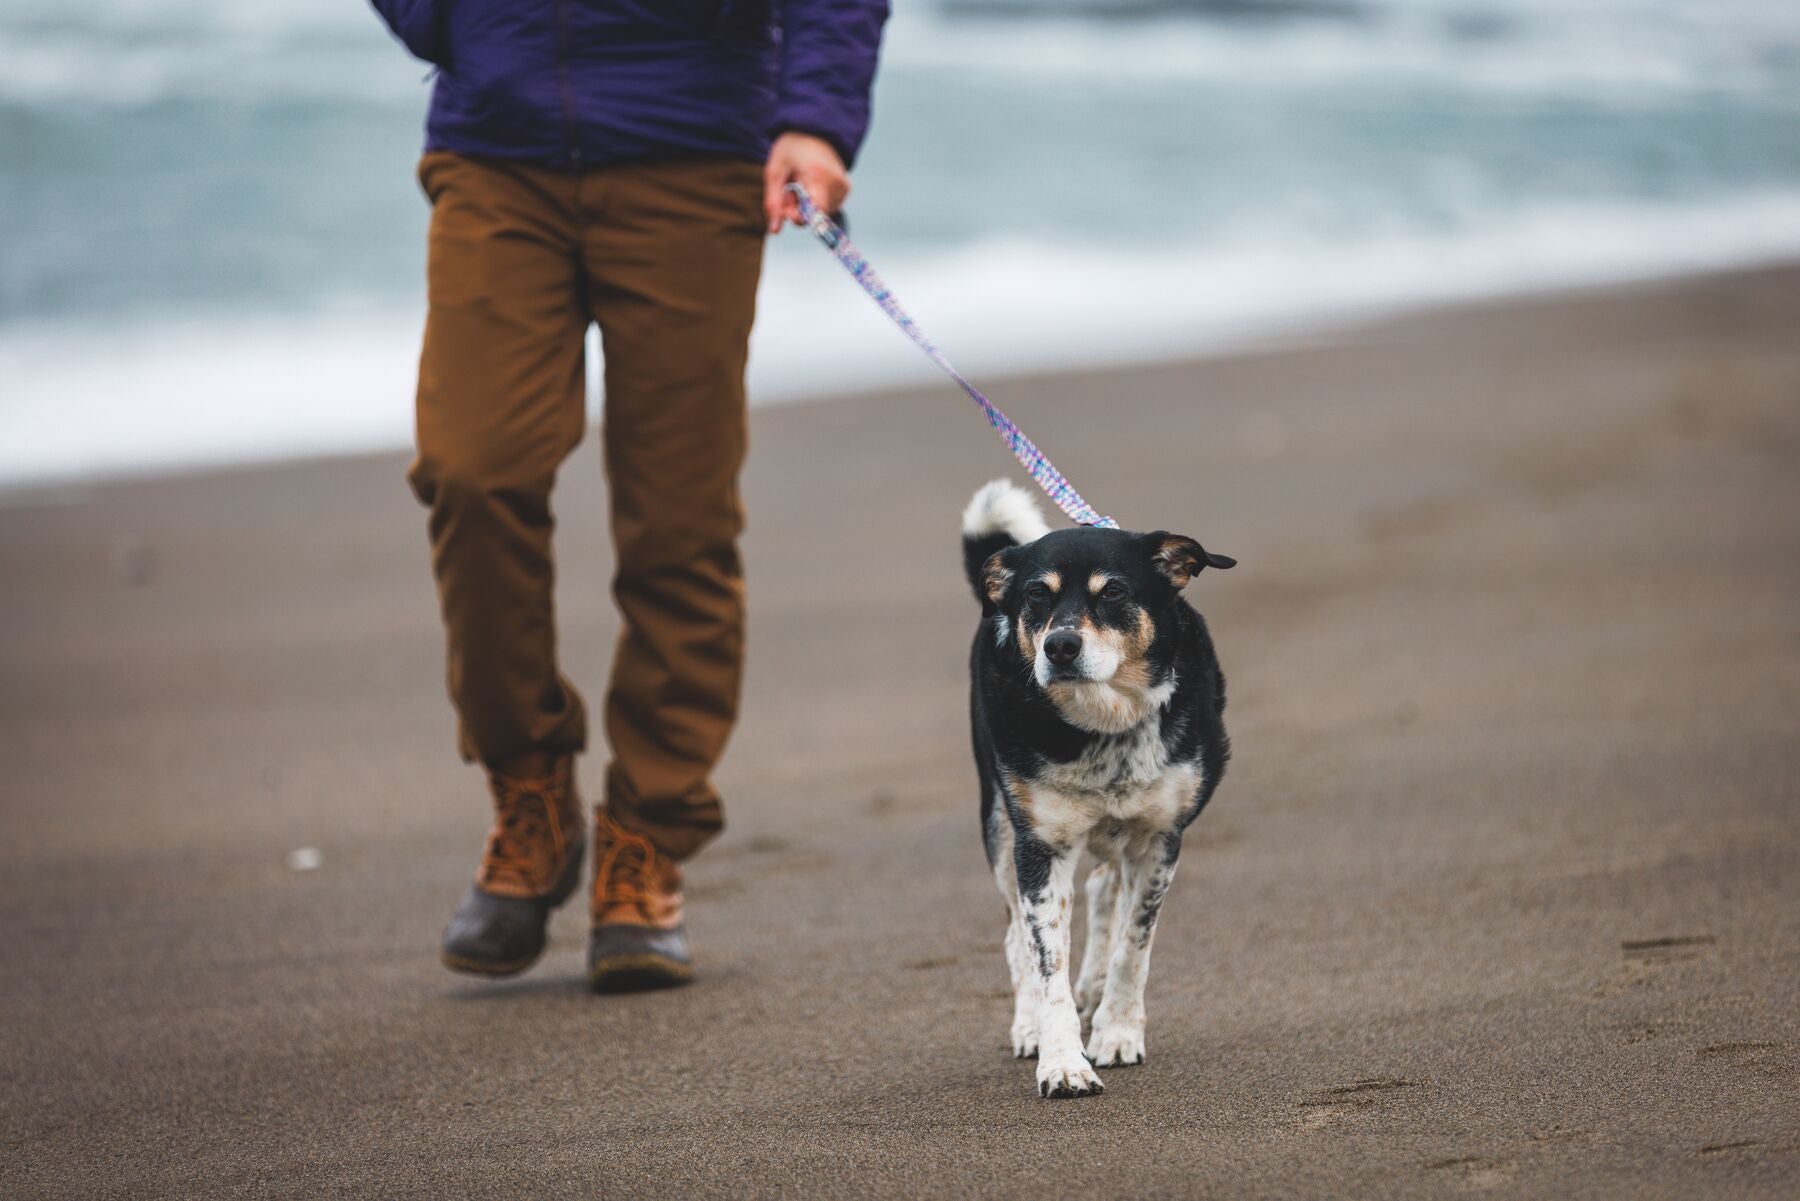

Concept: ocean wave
[[4, 1, 1796, 110], [885, 5, 1800, 95], [752, 191, 1800, 397], [0, 28, 419, 109], [7, 193, 1800, 487]]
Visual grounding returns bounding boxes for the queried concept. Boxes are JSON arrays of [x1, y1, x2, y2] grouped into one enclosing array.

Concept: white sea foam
[[6, 192, 1800, 488]]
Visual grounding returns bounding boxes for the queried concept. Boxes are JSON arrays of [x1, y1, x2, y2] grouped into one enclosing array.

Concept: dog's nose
[[1043, 629, 1082, 668]]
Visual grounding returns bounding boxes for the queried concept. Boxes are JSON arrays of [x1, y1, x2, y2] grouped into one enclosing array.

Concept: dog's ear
[[981, 547, 1016, 610], [1148, 533, 1236, 589]]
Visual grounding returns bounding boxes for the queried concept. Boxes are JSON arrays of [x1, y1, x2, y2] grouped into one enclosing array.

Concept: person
[[369, 0, 888, 990]]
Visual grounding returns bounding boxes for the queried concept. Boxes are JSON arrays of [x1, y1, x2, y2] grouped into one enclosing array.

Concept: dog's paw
[[1011, 1018, 1040, 1059], [1037, 1053, 1105, 1099], [1085, 1021, 1146, 1067]]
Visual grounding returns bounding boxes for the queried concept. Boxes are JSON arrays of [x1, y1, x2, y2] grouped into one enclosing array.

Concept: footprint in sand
[[1621, 935, 1716, 962], [1427, 1156, 1516, 1191], [1595, 934, 1716, 997], [1319, 1076, 1424, 1097], [1616, 1018, 1696, 1045], [1292, 1077, 1422, 1130], [1697, 1040, 1797, 1079], [902, 955, 959, 971], [1292, 1101, 1365, 1131], [1525, 1126, 1609, 1150]]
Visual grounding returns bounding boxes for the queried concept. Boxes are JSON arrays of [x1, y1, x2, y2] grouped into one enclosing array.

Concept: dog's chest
[[1026, 722, 1200, 848], [1042, 717, 1170, 796]]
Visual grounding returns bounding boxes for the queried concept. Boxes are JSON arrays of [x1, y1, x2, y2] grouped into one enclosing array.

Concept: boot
[[440, 758, 585, 976], [587, 806, 693, 991]]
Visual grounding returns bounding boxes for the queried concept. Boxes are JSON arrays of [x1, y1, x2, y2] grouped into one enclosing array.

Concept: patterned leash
[[787, 184, 1117, 530]]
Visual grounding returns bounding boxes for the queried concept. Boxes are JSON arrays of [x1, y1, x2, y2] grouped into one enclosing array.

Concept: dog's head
[[984, 526, 1234, 720]]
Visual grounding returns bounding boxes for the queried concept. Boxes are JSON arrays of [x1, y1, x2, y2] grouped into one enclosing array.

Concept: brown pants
[[408, 151, 766, 861]]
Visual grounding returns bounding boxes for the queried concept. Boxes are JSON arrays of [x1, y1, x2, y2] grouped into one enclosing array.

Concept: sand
[[2, 265, 1798, 1198]]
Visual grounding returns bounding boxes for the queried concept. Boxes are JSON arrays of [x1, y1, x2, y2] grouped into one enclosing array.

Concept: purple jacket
[[371, 0, 887, 172]]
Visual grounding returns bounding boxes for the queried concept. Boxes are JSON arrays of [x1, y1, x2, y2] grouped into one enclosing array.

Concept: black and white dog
[[961, 480, 1235, 1098]]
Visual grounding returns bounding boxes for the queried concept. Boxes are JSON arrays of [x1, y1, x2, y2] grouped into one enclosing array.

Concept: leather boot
[[441, 758, 585, 977], [587, 807, 693, 991]]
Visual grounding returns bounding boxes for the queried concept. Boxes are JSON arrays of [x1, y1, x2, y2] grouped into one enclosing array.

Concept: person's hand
[[763, 132, 849, 234]]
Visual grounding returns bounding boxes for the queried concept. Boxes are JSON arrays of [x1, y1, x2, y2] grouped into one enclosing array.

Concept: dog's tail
[[961, 479, 1049, 603]]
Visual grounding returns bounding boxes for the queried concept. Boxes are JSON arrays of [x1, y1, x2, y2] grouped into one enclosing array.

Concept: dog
[[961, 479, 1235, 1098]]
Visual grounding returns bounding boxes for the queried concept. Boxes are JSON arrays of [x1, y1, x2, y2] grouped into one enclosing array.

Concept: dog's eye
[[1025, 582, 1052, 603], [1101, 582, 1129, 602]]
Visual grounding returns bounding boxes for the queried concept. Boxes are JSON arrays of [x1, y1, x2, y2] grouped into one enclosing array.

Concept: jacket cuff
[[772, 113, 862, 171]]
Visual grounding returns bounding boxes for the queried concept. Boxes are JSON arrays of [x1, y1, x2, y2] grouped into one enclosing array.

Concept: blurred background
[[4, 0, 1799, 486]]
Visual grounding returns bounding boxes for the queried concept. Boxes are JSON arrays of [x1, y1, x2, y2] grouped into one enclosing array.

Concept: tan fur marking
[[1039, 570, 1061, 593], [1086, 615, 1148, 691], [1153, 537, 1201, 588], [1017, 615, 1040, 662], [1110, 655, 1151, 693], [1129, 608, 1155, 657], [1089, 572, 1110, 594], [1009, 774, 1081, 848], [1114, 609, 1157, 690], [983, 553, 1013, 605]]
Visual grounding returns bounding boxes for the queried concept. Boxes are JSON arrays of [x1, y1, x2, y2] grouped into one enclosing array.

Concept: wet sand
[[3, 266, 1798, 1198]]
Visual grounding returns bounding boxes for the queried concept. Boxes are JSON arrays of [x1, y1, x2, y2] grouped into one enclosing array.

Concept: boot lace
[[594, 812, 659, 918], [482, 772, 567, 893]]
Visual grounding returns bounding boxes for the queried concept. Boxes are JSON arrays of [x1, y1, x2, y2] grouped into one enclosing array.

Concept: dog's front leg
[[1086, 833, 1181, 1068], [1074, 861, 1120, 1031], [1004, 907, 1040, 1058], [1015, 834, 1103, 1098]]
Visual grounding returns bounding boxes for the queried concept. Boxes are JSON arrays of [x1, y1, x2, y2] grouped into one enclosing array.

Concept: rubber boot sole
[[439, 832, 586, 979], [588, 953, 695, 993], [439, 950, 541, 977]]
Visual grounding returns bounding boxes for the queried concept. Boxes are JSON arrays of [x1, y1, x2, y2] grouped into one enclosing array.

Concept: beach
[[2, 266, 1798, 1197]]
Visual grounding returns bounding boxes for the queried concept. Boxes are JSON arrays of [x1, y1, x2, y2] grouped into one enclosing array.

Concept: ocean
[[4, 0, 1799, 485]]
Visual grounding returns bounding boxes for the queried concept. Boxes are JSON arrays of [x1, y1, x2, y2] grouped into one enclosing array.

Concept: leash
[[786, 184, 1118, 530]]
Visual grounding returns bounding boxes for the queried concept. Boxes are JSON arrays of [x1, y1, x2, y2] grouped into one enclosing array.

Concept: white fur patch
[[993, 614, 1011, 648], [962, 479, 1050, 545]]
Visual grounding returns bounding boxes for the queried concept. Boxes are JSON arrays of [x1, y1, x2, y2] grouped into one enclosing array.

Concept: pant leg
[[581, 158, 767, 860], [408, 151, 592, 771]]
